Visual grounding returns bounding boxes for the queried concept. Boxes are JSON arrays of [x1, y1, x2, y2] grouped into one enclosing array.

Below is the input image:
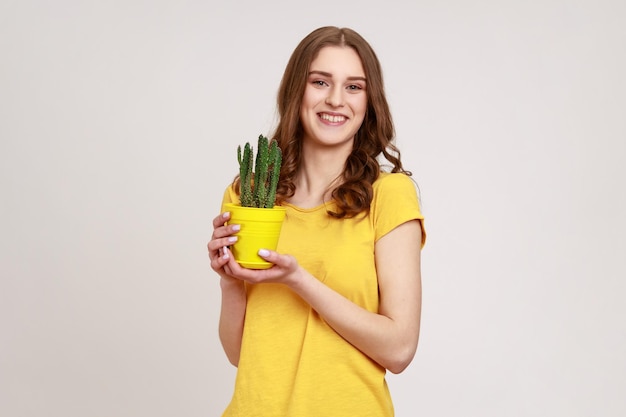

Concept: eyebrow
[[308, 70, 367, 82]]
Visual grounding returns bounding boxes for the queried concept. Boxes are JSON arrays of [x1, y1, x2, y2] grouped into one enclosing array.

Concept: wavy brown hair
[[273, 26, 410, 218]]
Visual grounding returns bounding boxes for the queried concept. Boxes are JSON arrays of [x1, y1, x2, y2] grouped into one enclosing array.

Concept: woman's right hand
[[207, 211, 240, 280]]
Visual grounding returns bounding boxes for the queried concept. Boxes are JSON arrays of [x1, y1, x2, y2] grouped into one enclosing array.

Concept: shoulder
[[221, 183, 240, 206], [371, 172, 426, 246], [373, 172, 418, 195]]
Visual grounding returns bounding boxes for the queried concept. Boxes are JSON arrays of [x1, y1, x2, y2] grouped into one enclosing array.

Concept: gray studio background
[[1, 1, 625, 416]]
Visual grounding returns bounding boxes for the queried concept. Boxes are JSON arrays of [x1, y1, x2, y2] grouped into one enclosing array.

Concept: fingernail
[[232, 224, 240, 232], [222, 247, 230, 260], [222, 212, 230, 219], [258, 249, 270, 257], [228, 236, 238, 243]]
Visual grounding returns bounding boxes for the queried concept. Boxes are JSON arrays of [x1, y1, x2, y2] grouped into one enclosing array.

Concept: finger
[[210, 211, 234, 239], [208, 236, 238, 255], [222, 247, 264, 278], [258, 249, 296, 270], [257, 249, 280, 266], [211, 222, 241, 240], [212, 211, 231, 228], [222, 248, 238, 276], [210, 244, 232, 271]]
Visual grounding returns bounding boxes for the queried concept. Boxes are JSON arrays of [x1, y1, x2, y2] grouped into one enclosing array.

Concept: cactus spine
[[237, 134, 282, 208]]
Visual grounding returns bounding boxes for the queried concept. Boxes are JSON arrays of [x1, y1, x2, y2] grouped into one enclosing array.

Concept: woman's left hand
[[222, 248, 302, 286]]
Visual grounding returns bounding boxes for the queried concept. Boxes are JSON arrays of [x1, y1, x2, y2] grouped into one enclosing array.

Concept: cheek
[[300, 98, 314, 121], [353, 101, 368, 128], [351, 96, 368, 117], [299, 93, 315, 131], [301, 85, 320, 107], [360, 95, 368, 111], [299, 93, 309, 118]]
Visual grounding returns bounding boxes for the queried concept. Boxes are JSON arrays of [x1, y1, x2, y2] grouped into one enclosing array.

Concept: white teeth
[[320, 113, 345, 123]]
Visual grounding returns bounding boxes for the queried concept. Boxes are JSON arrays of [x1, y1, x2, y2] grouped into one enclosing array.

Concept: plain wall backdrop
[[1, 1, 625, 416]]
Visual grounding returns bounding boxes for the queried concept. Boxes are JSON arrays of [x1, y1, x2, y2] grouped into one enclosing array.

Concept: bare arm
[[208, 212, 247, 366], [218, 277, 246, 366], [289, 220, 422, 373], [221, 219, 423, 373]]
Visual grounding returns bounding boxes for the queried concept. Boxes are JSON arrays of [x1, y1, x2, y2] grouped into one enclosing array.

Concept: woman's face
[[300, 46, 367, 152]]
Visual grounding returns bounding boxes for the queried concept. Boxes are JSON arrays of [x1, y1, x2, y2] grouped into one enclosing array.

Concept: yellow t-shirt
[[221, 172, 425, 417]]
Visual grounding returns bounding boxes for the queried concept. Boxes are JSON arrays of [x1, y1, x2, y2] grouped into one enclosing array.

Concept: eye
[[347, 84, 363, 92], [312, 80, 328, 87]]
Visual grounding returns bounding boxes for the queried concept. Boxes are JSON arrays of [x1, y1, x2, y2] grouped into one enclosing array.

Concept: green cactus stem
[[236, 134, 282, 208], [265, 140, 282, 208], [253, 135, 269, 208], [238, 142, 254, 207]]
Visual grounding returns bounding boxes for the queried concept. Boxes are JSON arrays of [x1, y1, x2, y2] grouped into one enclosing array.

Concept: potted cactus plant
[[223, 134, 286, 269]]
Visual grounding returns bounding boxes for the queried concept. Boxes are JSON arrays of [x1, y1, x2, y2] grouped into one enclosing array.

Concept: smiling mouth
[[319, 113, 346, 123]]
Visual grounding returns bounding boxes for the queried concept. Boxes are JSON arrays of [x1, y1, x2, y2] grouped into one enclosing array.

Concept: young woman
[[208, 26, 426, 417]]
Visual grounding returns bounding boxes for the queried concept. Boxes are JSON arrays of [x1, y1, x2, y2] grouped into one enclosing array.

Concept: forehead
[[309, 46, 365, 76]]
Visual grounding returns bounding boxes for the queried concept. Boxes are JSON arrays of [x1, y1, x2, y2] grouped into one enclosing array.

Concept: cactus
[[237, 142, 254, 207], [237, 134, 282, 208], [266, 140, 282, 208]]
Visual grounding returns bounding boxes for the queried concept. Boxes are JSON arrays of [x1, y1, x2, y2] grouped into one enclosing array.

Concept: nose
[[325, 85, 344, 107]]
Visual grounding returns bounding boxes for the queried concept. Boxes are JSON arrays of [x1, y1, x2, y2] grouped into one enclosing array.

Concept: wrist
[[285, 266, 306, 291], [220, 276, 245, 292]]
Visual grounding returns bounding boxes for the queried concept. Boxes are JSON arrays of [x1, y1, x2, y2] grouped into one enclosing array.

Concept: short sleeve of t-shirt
[[372, 173, 426, 247], [221, 185, 237, 208]]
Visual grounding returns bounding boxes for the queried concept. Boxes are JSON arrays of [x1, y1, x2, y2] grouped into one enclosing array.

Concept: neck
[[290, 144, 351, 208]]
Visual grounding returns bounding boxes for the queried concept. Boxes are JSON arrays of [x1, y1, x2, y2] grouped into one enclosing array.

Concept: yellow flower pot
[[223, 203, 287, 269]]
